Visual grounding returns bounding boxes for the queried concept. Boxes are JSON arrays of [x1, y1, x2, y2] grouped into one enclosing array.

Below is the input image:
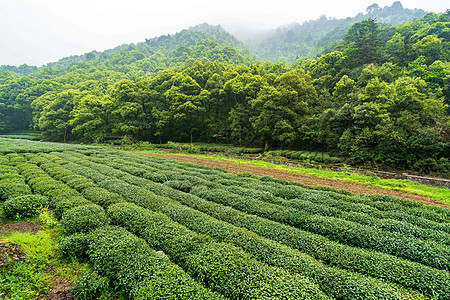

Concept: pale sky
[[0, 0, 447, 66]]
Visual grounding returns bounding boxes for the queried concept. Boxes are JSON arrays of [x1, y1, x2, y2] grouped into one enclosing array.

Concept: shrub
[[62, 204, 107, 234], [3, 194, 49, 219], [86, 226, 222, 299], [0, 182, 32, 201], [82, 187, 124, 208], [59, 232, 89, 259], [71, 270, 109, 300], [52, 196, 92, 219]]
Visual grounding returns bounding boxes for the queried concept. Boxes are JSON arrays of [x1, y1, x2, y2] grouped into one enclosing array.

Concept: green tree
[[412, 35, 443, 64], [343, 19, 382, 67], [36, 89, 79, 141], [69, 93, 112, 142]]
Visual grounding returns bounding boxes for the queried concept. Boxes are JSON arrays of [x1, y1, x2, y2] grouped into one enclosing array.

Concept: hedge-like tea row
[[15, 157, 93, 220], [4, 153, 28, 165], [0, 160, 32, 201], [61, 204, 108, 235], [267, 150, 342, 163], [219, 183, 450, 246], [107, 202, 329, 300], [221, 178, 450, 234], [193, 188, 450, 271], [61, 226, 225, 299], [54, 152, 450, 299], [0, 138, 102, 154], [3, 195, 49, 219], [50, 156, 423, 299]]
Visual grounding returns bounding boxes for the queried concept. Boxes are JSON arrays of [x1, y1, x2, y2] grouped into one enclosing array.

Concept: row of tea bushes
[[61, 226, 225, 299], [46, 153, 331, 299], [54, 151, 450, 299], [267, 150, 342, 163], [194, 187, 450, 271], [107, 202, 329, 300], [0, 139, 101, 154], [215, 183, 450, 246], [22, 153, 225, 299], [47, 152, 428, 299]]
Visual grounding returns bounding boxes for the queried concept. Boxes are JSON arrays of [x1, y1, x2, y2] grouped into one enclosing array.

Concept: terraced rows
[[1, 146, 450, 299]]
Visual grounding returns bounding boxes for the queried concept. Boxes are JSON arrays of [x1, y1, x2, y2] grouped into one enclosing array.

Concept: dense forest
[[0, 6, 449, 175]]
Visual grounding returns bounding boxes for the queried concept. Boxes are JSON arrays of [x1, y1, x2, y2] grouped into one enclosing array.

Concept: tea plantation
[[1, 139, 450, 299]]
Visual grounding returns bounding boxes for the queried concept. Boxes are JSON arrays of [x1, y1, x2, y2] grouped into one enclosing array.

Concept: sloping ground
[[3, 147, 450, 299], [140, 153, 448, 208]]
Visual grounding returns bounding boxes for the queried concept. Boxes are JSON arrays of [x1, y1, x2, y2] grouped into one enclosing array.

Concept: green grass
[[131, 150, 450, 205], [0, 212, 123, 299], [1, 229, 59, 299]]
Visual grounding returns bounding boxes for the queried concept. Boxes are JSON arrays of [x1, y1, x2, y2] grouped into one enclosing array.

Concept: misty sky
[[0, 0, 447, 66]]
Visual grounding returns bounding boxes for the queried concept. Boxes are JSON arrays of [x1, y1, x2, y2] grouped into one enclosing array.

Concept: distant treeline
[[0, 12, 449, 175]]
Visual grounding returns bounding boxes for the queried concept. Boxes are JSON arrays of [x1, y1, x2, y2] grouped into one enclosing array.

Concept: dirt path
[[0, 221, 41, 234], [137, 153, 448, 208]]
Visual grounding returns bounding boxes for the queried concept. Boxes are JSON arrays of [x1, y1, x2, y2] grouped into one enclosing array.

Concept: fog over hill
[[216, 1, 427, 61]]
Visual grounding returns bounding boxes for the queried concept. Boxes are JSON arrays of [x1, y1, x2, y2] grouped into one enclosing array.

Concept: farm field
[[133, 151, 450, 205], [1, 139, 450, 299], [0, 131, 41, 141]]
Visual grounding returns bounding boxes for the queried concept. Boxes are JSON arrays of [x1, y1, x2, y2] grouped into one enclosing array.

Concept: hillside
[[246, 1, 427, 61], [1, 140, 450, 299], [0, 23, 250, 75]]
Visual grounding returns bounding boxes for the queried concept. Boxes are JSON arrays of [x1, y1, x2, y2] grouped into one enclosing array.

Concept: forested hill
[[248, 1, 427, 61], [0, 10, 449, 176], [0, 23, 250, 76]]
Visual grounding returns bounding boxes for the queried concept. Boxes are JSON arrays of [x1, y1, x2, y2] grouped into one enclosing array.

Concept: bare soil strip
[[0, 221, 41, 234], [137, 153, 448, 208]]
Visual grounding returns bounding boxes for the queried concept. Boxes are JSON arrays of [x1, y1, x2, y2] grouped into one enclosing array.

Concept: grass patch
[[0, 227, 83, 299], [0, 218, 124, 299], [131, 150, 450, 204], [1, 230, 57, 299]]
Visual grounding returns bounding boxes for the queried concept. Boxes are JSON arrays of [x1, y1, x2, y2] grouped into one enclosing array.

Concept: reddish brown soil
[[138, 153, 448, 208], [0, 221, 42, 234], [40, 276, 74, 300], [0, 239, 27, 268]]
